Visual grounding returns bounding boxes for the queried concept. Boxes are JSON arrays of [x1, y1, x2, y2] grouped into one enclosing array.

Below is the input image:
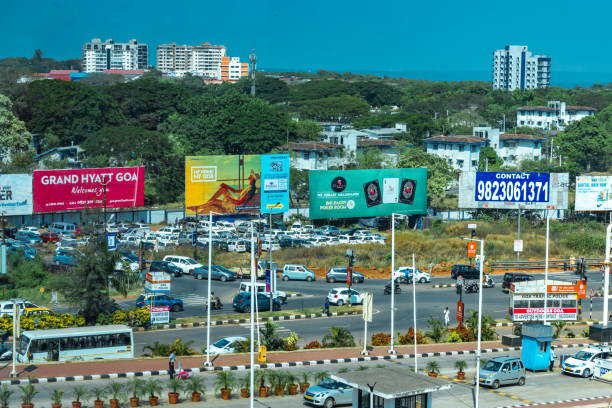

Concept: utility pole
[[550, 138, 554, 164], [503, 114, 506, 132], [249, 48, 257, 97], [99, 176, 109, 235]]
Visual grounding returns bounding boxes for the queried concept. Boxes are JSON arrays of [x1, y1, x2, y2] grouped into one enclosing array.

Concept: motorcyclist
[[209, 292, 222, 310]]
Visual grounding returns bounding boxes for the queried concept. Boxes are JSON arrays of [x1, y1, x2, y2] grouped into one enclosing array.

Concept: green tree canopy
[[294, 95, 370, 122], [557, 116, 612, 172], [0, 93, 31, 160], [478, 146, 504, 171], [397, 148, 455, 202]]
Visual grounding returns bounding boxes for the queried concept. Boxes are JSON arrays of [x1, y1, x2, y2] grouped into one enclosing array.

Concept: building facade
[[220, 56, 249, 82], [516, 101, 596, 130], [82, 39, 148, 72], [423, 135, 486, 172], [492, 45, 550, 91]]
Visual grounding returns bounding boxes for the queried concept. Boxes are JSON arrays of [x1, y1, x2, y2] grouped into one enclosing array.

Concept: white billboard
[[0, 174, 33, 216], [575, 175, 612, 211], [458, 172, 569, 210]]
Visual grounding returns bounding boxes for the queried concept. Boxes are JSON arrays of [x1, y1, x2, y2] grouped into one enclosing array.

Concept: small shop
[[509, 279, 585, 322]]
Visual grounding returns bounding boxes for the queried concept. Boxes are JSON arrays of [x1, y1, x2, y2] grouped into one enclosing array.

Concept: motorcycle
[[483, 276, 495, 288], [384, 283, 401, 295], [464, 281, 479, 293], [204, 297, 223, 311]]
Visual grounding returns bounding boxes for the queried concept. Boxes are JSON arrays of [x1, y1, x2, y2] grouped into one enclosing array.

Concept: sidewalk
[[0, 338, 599, 383]]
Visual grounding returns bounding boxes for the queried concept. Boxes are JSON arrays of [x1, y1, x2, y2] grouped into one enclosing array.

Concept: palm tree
[[552, 320, 567, 338], [314, 371, 329, 384], [214, 371, 236, 393], [322, 327, 355, 348], [425, 316, 446, 343]]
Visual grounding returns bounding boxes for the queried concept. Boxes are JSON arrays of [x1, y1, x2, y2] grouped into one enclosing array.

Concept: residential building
[[220, 56, 249, 82], [82, 39, 148, 72], [423, 135, 486, 172], [356, 139, 406, 166], [472, 125, 545, 167], [281, 142, 345, 170], [319, 123, 368, 153], [360, 127, 403, 140], [516, 101, 596, 130], [492, 45, 550, 91], [35, 145, 86, 168]]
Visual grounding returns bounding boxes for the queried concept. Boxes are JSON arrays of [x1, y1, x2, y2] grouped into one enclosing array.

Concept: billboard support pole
[[412, 252, 417, 373], [604, 223, 612, 328], [517, 205, 521, 261], [249, 222, 255, 408], [204, 210, 219, 367], [388, 213, 396, 355], [544, 210, 550, 325]]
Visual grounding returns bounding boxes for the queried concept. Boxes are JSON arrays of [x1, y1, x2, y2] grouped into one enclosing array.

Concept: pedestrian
[[569, 255, 576, 271], [428, 262, 434, 275], [324, 297, 330, 316], [169, 349, 176, 379], [549, 346, 556, 372], [444, 307, 450, 327]]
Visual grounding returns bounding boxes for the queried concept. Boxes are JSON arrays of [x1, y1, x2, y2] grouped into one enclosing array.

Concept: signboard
[[514, 240, 523, 252], [575, 175, 612, 211], [459, 172, 569, 210], [106, 233, 117, 250], [0, 174, 33, 216], [0, 244, 6, 275], [576, 280, 587, 299], [265, 269, 271, 292], [363, 292, 373, 322], [457, 301, 464, 323], [467, 241, 477, 258], [191, 232, 197, 246], [149, 306, 170, 324], [309, 168, 427, 219], [145, 272, 171, 293], [261, 154, 290, 214], [467, 223, 477, 230], [33, 167, 145, 213], [511, 292, 577, 321], [547, 284, 577, 293]]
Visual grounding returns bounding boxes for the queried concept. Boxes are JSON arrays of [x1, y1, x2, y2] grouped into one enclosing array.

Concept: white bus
[[16, 325, 134, 363]]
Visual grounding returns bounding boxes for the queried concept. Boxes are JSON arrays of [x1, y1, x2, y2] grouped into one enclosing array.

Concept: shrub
[[446, 332, 462, 343], [283, 332, 299, 351], [370, 332, 391, 346], [450, 324, 474, 342], [304, 340, 323, 349], [398, 328, 425, 345]]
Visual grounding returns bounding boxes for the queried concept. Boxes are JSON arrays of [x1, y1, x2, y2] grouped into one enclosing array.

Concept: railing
[[491, 258, 604, 271]]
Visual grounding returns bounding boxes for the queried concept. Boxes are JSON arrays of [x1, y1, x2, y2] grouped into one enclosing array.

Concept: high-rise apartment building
[[492, 45, 550, 91], [82, 39, 148, 73], [156, 42, 248, 81]]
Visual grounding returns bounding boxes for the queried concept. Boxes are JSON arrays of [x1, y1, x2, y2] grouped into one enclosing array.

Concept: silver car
[[304, 377, 352, 407]]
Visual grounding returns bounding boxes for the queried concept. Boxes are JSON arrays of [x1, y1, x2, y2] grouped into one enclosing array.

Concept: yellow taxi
[[22, 307, 55, 318]]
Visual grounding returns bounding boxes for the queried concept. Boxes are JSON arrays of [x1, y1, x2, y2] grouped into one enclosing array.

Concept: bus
[[16, 325, 133, 363]]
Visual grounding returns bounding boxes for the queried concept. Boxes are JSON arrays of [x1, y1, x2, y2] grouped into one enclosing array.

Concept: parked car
[[149, 260, 182, 277], [327, 288, 364, 306], [227, 240, 247, 253], [115, 256, 139, 272], [163, 255, 203, 275], [39, 231, 60, 243], [303, 377, 352, 407], [7, 242, 36, 260], [205, 336, 247, 355], [238, 282, 287, 303], [561, 345, 611, 378], [232, 292, 281, 313], [48, 222, 79, 237], [282, 264, 316, 281], [0, 299, 39, 317], [193, 265, 237, 281], [396, 267, 431, 283], [15, 230, 42, 245], [476, 356, 526, 389], [451, 264, 480, 280], [501, 272, 534, 291], [325, 267, 364, 283], [53, 248, 81, 266], [261, 240, 280, 252], [320, 225, 341, 236], [22, 307, 55, 318], [136, 293, 183, 312]]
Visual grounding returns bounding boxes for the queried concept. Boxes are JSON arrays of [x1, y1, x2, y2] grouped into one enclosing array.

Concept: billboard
[[458, 172, 569, 210], [575, 175, 612, 211], [33, 167, 145, 213], [0, 174, 33, 216], [309, 168, 427, 219], [185, 155, 290, 215]]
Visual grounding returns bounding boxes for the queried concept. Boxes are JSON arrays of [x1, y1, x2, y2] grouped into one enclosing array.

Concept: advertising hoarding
[[145, 272, 171, 293], [575, 175, 612, 211], [149, 306, 170, 324], [0, 174, 33, 216], [309, 168, 427, 219], [185, 155, 289, 215], [33, 167, 145, 213], [459, 172, 569, 210]]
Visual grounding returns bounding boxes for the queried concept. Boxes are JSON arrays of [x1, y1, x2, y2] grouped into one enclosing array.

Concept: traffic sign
[[106, 233, 117, 250], [467, 241, 477, 258], [457, 301, 464, 323], [514, 240, 523, 252], [363, 293, 373, 322], [192, 232, 197, 246]]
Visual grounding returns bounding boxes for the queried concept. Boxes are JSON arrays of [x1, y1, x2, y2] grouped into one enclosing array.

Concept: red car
[[40, 231, 60, 243]]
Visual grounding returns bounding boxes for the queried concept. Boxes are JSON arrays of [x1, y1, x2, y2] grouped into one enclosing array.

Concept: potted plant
[[167, 378, 183, 404], [107, 383, 123, 408], [144, 379, 162, 406], [126, 378, 144, 407], [1, 384, 14, 408], [214, 371, 236, 400], [455, 360, 467, 380], [19, 378, 38, 408], [185, 375, 205, 402], [71, 386, 88, 408], [274, 372, 288, 397], [299, 371, 311, 394], [51, 390, 64, 408], [286, 373, 299, 395], [313, 371, 329, 385], [267, 372, 279, 397], [239, 373, 250, 398], [254, 369, 268, 398], [426, 361, 440, 378], [91, 387, 106, 408]]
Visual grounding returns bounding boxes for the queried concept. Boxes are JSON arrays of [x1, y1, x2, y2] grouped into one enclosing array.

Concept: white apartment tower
[[492, 45, 551, 91], [82, 39, 148, 72], [156, 42, 227, 78]]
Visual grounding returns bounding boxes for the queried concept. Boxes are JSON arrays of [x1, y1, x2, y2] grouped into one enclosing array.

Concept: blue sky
[[2, 0, 610, 85]]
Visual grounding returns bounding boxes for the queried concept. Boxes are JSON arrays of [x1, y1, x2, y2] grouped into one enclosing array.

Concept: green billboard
[[309, 168, 427, 219]]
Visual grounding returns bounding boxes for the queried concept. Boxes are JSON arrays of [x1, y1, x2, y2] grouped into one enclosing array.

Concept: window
[[539, 341, 548, 353], [471, 145, 477, 152], [303, 152, 309, 160], [472, 160, 477, 167], [432, 144, 438, 150], [458, 145, 464, 152]]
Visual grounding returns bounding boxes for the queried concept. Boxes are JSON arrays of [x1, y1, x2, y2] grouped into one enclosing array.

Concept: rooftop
[[361, 128, 402, 135], [566, 106, 596, 111], [281, 142, 344, 152], [516, 106, 555, 112], [500, 134, 546, 141], [331, 366, 453, 399], [424, 135, 486, 144], [357, 139, 398, 147]]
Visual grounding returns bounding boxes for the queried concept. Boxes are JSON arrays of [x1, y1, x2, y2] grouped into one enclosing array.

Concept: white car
[[228, 240, 247, 253], [311, 237, 328, 247], [327, 288, 364, 306], [337, 235, 350, 244], [205, 336, 247, 355], [261, 240, 280, 252], [396, 267, 431, 283], [0, 299, 39, 317], [561, 346, 612, 377], [22, 226, 39, 234], [163, 255, 203, 275], [360, 236, 385, 245]]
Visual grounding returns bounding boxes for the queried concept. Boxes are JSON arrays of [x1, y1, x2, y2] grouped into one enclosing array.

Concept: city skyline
[[2, 0, 612, 87]]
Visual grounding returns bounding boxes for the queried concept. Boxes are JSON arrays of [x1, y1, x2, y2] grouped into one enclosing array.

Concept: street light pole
[[269, 210, 273, 313], [389, 213, 396, 355], [249, 222, 255, 408], [205, 210, 219, 367], [603, 223, 612, 327], [412, 253, 417, 373]]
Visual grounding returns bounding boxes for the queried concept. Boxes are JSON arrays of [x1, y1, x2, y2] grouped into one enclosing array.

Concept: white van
[[48, 222, 79, 237], [238, 282, 287, 303]]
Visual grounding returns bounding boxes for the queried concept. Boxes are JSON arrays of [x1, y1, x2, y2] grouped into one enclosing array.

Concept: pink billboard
[[33, 167, 145, 213]]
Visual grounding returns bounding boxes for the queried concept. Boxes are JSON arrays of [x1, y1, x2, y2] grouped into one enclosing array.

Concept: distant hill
[[0, 49, 82, 73]]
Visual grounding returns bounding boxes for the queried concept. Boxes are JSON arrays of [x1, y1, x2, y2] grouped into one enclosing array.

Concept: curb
[[496, 394, 612, 408], [1, 343, 602, 385], [137, 310, 361, 331]]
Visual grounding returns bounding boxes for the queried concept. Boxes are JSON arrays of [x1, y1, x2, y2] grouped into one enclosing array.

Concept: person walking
[[444, 307, 450, 327], [169, 349, 176, 379], [549, 346, 556, 372], [569, 255, 576, 272], [324, 297, 330, 316]]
